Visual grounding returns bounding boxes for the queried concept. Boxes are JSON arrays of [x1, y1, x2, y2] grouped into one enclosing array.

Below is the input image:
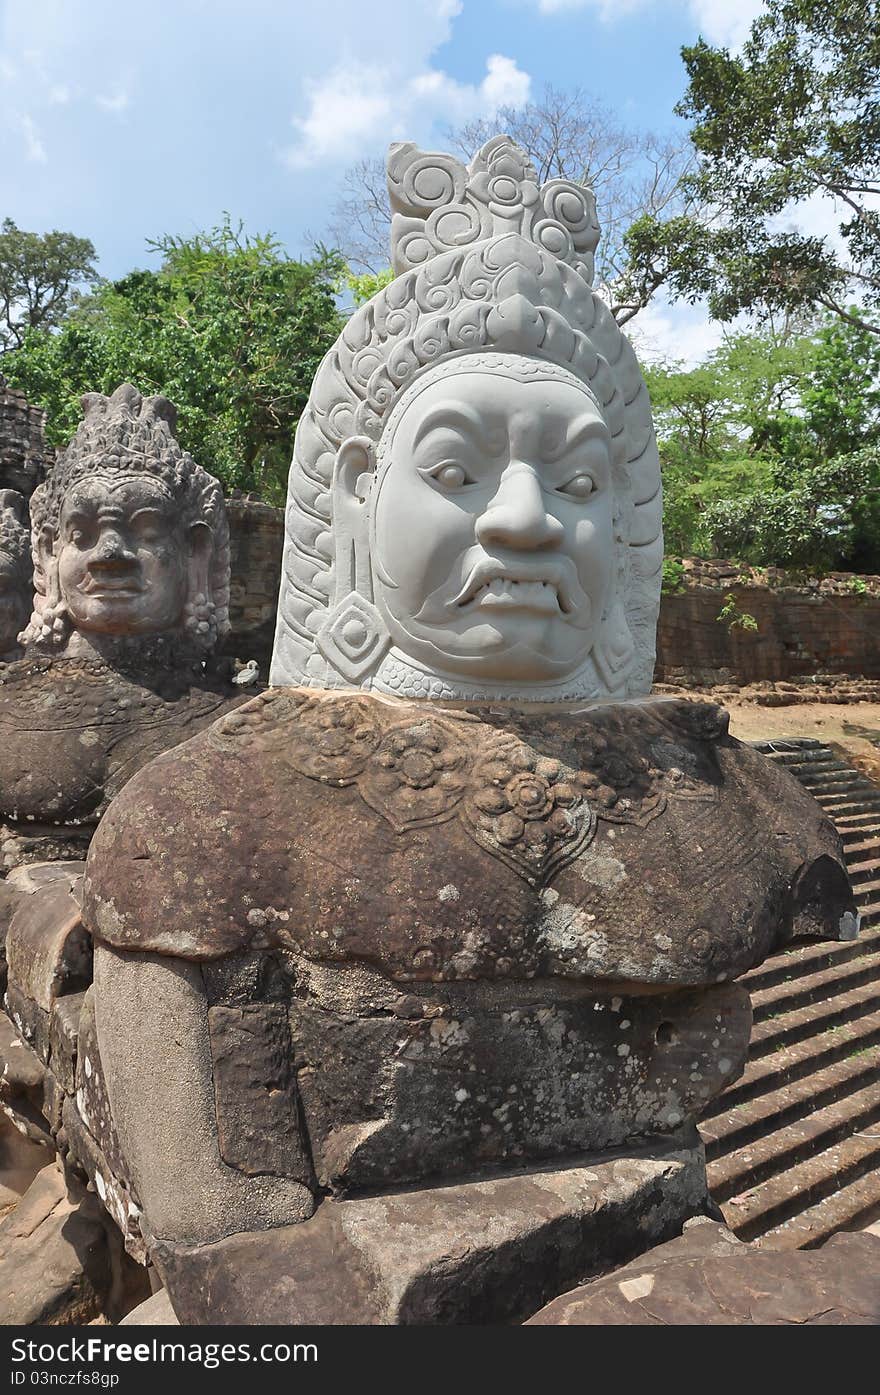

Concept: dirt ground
[[683, 696, 880, 783]]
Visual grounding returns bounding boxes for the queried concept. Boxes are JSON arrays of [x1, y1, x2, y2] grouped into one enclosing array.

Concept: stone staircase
[[699, 738, 880, 1248]]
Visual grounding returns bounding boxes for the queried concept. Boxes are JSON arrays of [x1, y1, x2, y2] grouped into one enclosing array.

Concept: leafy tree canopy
[[648, 310, 880, 568], [2, 218, 344, 502], [664, 0, 880, 333], [0, 218, 100, 352]]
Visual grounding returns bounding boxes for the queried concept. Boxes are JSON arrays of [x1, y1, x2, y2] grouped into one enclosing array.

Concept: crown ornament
[[388, 136, 600, 283]]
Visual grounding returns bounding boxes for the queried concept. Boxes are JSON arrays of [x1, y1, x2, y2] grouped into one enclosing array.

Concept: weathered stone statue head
[[23, 384, 229, 658], [0, 490, 30, 657], [271, 137, 662, 700]]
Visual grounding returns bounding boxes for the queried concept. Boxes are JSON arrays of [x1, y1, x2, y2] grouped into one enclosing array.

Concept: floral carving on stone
[[281, 697, 383, 784], [463, 740, 596, 883], [214, 692, 724, 886], [359, 718, 469, 831]]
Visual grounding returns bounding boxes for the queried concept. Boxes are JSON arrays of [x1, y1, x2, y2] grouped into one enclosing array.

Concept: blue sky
[[0, 1, 767, 361]]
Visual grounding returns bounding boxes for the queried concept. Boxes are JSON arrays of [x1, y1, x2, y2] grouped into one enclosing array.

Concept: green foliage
[[701, 449, 880, 572], [0, 218, 100, 352], [661, 557, 686, 594], [716, 593, 759, 632], [669, 0, 880, 332], [648, 313, 880, 568], [2, 218, 344, 502], [346, 267, 394, 307]]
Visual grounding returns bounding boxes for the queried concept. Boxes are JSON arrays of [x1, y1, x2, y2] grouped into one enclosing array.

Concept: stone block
[[5, 880, 91, 1013], [0, 1165, 111, 1325], [526, 1220, 880, 1325], [155, 1130, 709, 1324], [207, 1003, 313, 1182]]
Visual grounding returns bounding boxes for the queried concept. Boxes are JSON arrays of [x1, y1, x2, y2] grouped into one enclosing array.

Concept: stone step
[[856, 899, 880, 927], [704, 1068, 880, 1201], [837, 817, 880, 837], [704, 1006, 880, 1115], [750, 948, 880, 1023], [756, 1163, 880, 1250], [796, 770, 871, 789], [846, 876, 880, 900], [846, 857, 880, 880], [718, 1122, 880, 1244], [709, 739, 880, 1251], [700, 1040, 880, 1163], [739, 927, 880, 993], [748, 978, 880, 1059], [815, 792, 880, 813], [842, 838, 880, 860]]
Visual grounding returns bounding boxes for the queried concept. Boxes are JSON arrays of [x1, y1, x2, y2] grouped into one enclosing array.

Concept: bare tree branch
[[326, 84, 697, 322]]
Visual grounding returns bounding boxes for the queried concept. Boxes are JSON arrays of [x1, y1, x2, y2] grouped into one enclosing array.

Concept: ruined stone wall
[[0, 375, 52, 497], [655, 558, 880, 688], [223, 497, 284, 668]]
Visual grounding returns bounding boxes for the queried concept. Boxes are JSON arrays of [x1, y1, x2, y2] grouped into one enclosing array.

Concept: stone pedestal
[[155, 1130, 708, 1325]]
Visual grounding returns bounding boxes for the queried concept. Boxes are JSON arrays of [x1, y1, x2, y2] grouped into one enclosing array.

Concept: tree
[[665, 0, 880, 334], [2, 219, 343, 502], [328, 85, 699, 324], [701, 450, 880, 572], [0, 219, 100, 353], [647, 312, 880, 568]]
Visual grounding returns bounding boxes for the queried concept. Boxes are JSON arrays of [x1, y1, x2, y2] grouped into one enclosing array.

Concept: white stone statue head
[[271, 137, 662, 700]]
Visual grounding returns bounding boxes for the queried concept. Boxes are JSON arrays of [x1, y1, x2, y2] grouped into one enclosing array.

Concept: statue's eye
[[429, 463, 473, 490], [559, 473, 596, 499]]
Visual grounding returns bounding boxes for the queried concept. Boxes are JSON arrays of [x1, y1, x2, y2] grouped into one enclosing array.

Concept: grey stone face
[[23, 383, 230, 659], [0, 385, 243, 874]]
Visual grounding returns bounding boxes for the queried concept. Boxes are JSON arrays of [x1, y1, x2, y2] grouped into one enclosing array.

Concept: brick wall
[[223, 498, 285, 668], [0, 375, 51, 499], [655, 559, 880, 687]]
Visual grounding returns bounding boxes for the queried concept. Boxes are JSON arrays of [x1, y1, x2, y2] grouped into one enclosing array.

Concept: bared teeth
[[460, 577, 561, 609]]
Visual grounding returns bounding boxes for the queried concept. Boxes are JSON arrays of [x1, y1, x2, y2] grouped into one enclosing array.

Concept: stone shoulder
[[81, 691, 854, 983]]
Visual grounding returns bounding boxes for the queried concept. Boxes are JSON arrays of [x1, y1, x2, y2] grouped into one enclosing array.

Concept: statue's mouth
[[452, 560, 575, 616], [80, 577, 142, 597]]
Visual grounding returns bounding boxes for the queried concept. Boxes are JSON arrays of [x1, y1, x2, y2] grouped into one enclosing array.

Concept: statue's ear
[[333, 436, 375, 506], [36, 524, 56, 570], [331, 437, 375, 601], [186, 520, 213, 600]]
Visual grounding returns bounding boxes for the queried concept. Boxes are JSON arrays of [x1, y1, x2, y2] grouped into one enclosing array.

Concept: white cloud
[[284, 51, 531, 169], [627, 296, 727, 368], [532, 0, 647, 16], [524, 0, 766, 44], [688, 0, 765, 49], [95, 87, 130, 113], [48, 83, 70, 104], [19, 112, 47, 163]]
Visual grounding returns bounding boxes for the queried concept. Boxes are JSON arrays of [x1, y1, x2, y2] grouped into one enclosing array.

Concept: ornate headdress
[[0, 489, 30, 587], [271, 136, 662, 698], [23, 384, 230, 652]]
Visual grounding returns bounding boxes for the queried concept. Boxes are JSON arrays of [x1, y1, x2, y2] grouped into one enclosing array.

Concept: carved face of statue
[[0, 554, 24, 653], [367, 365, 614, 684], [51, 475, 193, 638]]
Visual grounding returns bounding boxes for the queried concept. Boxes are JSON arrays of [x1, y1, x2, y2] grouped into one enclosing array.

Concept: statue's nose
[[91, 529, 136, 566], [475, 466, 564, 551]]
